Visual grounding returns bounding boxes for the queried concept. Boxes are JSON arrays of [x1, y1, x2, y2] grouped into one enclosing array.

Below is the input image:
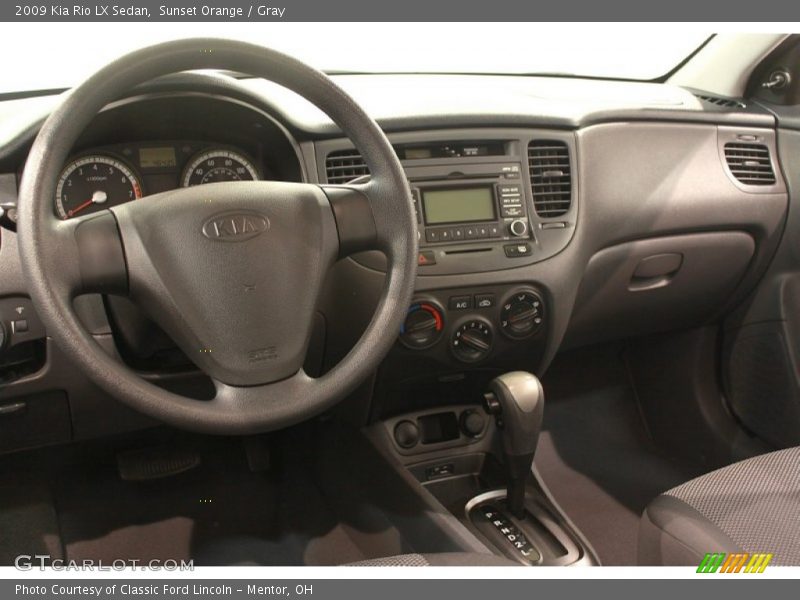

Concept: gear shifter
[[484, 371, 545, 519]]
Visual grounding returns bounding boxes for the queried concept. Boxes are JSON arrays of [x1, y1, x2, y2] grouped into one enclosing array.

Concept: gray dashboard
[[0, 71, 790, 448]]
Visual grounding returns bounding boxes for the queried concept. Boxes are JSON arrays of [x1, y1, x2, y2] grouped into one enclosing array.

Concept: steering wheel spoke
[[321, 183, 378, 256], [322, 178, 417, 258], [44, 210, 128, 297], [69, 211, 128, 296]]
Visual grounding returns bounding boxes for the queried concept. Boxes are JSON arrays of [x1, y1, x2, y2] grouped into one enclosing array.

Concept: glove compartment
[[564, 232, 755, 348]]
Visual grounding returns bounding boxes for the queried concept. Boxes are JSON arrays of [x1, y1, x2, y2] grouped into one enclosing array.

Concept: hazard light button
[[418, 251, 437, 266]]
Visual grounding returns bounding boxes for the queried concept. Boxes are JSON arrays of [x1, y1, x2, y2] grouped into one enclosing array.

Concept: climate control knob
[[509, 219, 528, 237], [451, 318, 494, 363], [399, 301, 445, 350], [500, 290, 544, 339]]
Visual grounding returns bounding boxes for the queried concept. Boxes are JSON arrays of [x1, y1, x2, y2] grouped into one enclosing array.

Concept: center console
[[367, 384, 598, 566], [319, 131, 591, 564]]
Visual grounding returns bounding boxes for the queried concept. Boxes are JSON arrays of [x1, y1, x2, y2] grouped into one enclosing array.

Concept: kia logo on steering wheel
[[201, 211, 270, 242]]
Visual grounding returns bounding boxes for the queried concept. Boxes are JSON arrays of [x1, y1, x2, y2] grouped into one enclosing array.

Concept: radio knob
[[509, 219, 528, 237]]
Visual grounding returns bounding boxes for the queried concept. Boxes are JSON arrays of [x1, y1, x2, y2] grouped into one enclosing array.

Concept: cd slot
[[444, 247, 493, 255]]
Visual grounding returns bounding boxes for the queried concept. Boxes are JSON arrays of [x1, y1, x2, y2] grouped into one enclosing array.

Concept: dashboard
[[0, 71, 792, 448]]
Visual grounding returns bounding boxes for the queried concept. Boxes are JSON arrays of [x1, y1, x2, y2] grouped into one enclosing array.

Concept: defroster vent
[[696, 94, 746, 109], [528, 140, 572, 218], [325, 149, 369, 184], [724, 143, 776, 186]]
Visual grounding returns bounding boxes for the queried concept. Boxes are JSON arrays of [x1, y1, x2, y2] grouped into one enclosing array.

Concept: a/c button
[[448, 296, 472, 310]]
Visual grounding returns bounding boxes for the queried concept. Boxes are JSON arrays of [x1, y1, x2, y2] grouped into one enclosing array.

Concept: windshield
[[0, 23, 710, 94]]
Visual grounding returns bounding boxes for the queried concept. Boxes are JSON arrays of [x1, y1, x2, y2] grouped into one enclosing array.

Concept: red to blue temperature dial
[[399, 301, 445, 350]]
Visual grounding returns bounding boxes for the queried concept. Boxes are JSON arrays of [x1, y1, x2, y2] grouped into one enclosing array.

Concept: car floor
[[536, 345, 707, 566], [0, 429, 409, 566]]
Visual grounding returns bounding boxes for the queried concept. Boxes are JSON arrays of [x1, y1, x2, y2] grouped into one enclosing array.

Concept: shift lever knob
[[485, 371, 545, 519], [486, 371, 544, 458]]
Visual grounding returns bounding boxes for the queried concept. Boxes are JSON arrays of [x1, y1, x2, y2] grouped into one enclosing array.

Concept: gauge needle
[[66, 190, 108, 218]]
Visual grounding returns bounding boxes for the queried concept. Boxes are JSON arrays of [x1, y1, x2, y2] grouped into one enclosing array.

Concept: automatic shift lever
[[484, 371, 545, 519]]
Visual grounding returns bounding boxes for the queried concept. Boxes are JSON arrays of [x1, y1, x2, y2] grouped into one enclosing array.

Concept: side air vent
[[325, 150, 369, 184], [696, 94, 746, 109], [724, 143, 776, 186], [528, 140, 572, 218]]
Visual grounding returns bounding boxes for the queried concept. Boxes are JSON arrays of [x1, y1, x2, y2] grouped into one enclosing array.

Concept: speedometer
[[55, 155, 143, 220], [181, 149, 259, 187]]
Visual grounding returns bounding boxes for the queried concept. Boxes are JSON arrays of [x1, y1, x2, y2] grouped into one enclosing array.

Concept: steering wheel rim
[[16, 38, 417, 434]]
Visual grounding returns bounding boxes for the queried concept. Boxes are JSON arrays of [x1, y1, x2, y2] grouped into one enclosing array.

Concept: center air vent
[[528, 140, 572, 218], [325, 150, 369, 184], [724, 143, 776, 186]]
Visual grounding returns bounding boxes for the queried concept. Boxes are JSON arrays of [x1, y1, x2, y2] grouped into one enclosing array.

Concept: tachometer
[[181, 149, 259, 187], [55, 155, 143, 220]]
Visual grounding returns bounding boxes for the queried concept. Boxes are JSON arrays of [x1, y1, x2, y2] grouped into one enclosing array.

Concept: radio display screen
[[422, 186, 496, 225]]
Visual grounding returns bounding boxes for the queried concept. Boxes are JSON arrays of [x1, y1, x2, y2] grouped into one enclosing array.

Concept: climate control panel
[[397, 284, 546, 366]]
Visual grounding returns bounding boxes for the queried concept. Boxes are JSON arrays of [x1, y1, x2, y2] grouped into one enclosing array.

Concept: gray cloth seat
[[638, 447, 800, 566], [346, 553, 518, 566], [193, 537, 517, 566]]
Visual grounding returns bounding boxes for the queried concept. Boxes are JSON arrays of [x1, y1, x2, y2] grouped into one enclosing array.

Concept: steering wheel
[[16, 39, 417, 434]]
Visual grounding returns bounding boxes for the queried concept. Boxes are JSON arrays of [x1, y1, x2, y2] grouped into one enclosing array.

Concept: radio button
[[477, 225, 489, 238], [440, 228, 453, 242], [464, 226, 478, 239], [425, 229, 440, 243], [453, 227, 465, 240], [504, 243, 532, 257], [411, 189, 422, 224], [488, 224, 501, 238], [501, 206, 525, 218]]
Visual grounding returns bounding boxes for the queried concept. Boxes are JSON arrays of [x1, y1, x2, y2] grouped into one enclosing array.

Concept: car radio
[[409, 161, 532, 258], [413, 182, 529, 243]]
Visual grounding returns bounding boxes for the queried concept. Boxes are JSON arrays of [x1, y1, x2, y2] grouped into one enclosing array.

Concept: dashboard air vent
[[325, 150, 369, 184], [528, 140, 572, 218], [696, 94, 746, 109], [724, 143, 776, 186]]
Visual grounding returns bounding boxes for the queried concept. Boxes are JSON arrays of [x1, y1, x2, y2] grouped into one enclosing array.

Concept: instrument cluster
[[55, 142, 262, 219]]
